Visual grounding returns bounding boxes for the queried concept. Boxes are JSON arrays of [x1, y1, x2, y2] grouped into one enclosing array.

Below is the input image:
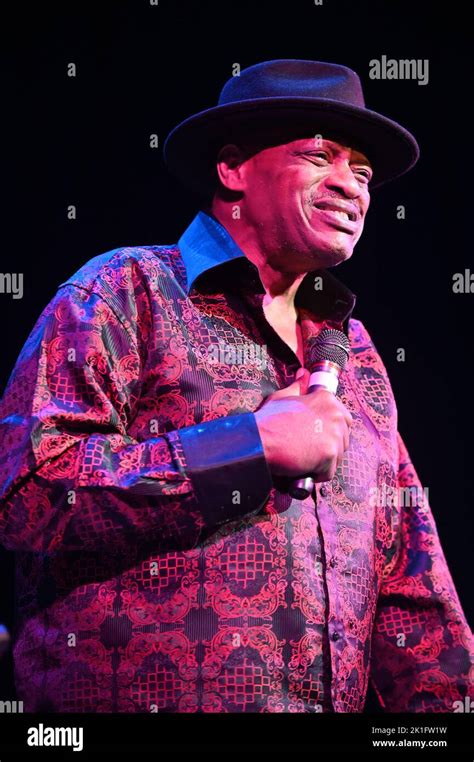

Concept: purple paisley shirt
[[0, 210, 472, 712]]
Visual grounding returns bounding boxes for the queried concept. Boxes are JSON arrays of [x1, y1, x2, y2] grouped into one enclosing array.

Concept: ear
[[215, 143, 248, 193]]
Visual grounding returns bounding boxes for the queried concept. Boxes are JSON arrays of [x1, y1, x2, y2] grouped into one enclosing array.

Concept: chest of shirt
[[130, 275, 399, 561]]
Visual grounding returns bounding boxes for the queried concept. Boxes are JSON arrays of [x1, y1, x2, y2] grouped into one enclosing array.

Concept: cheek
[[275, 167, 315, 196], [263, 181, 298, 212]]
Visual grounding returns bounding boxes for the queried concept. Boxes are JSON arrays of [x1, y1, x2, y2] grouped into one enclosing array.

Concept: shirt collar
[[178, 210, 357, 326]]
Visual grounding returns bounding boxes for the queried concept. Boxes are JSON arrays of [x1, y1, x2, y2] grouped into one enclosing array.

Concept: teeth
[[321, 209, 350, 220], [315, 205, 356, 222]]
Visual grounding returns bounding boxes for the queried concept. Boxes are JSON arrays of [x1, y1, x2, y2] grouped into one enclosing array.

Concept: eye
[[353, 167, 372, 183], [306, 151, 330, 163]]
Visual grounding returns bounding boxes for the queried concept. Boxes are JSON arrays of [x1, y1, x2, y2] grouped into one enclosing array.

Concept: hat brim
[[163, 96, 419, 196]]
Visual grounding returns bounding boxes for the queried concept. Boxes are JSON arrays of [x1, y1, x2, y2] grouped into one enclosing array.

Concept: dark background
[[1, 0, 472, 709]]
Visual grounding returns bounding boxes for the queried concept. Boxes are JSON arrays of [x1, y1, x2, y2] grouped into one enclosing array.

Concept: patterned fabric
[[0, 210, 472, 713]]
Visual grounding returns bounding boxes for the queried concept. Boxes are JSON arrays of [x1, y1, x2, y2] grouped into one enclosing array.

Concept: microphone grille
[[308, 328, 350, 370]]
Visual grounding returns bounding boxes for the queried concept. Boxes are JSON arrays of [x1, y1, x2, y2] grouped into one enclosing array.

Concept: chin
[[309, 245, 354, 270]]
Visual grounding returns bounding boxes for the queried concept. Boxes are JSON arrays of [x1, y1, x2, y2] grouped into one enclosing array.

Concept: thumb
[[266, 368, 310, 401], [295, 366, 311, 395]]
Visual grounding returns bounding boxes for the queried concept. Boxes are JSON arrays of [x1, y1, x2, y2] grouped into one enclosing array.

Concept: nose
[[325, 159, 363, 199]]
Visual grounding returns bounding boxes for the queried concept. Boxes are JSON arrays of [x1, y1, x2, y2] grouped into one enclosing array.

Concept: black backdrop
[[1, 0, 472, 706]]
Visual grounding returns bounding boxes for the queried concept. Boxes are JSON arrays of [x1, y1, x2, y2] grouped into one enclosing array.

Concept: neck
[[210, 202, 306, 316]]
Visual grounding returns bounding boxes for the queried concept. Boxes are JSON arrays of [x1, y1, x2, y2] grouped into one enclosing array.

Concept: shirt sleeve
[[0, 284, 273, 554], [370, 431, 474, 712]]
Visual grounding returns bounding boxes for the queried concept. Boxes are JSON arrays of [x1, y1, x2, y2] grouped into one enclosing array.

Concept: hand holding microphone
[[254, 329, 352, 498]]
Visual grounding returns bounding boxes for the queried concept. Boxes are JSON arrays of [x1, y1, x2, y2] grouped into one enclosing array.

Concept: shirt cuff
[[178, 412, 274, 527]]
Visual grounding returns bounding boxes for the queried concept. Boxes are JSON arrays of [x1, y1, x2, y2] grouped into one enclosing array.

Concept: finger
[[343, 426, 350, 452], [295, 367, 311, 395], [338, 435, 346, 461], [345, 418, 352, 446], [270, 380, 304, 400], [270, 370, 311, 400], [337, 434, 348, 465], [345, 412, 354, 427]]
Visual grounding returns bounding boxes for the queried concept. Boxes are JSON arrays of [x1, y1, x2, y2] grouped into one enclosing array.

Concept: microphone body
[[288, 329, 350, 500]]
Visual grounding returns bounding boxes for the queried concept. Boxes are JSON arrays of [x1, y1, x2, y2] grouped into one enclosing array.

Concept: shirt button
[[331, 632, 340, 642], [329, 556, 337, 568], [320, 486, 328, 497]]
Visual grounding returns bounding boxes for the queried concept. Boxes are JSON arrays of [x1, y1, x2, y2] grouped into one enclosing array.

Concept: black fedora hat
[[163, 59, 419, 196]]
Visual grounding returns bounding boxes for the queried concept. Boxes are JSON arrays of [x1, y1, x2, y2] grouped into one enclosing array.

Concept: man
[[0, 60, 472, 713]]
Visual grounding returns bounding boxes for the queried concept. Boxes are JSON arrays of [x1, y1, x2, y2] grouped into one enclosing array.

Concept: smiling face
[[213, 135, 373, 273]]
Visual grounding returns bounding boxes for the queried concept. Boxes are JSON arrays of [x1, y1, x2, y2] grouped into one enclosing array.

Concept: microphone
[[0, 623, 10, 659], [289, 328, 350, 500]]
